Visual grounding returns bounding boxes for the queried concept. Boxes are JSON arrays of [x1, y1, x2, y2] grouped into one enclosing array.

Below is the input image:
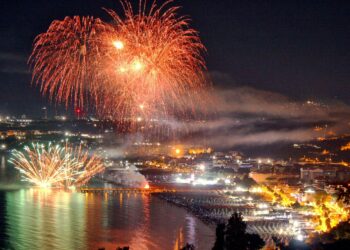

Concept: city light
[[235, 186, 248, 192], [198, 164, 205, 171]]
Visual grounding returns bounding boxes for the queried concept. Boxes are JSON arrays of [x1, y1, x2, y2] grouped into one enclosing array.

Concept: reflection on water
[[0, 155, 214, 250]]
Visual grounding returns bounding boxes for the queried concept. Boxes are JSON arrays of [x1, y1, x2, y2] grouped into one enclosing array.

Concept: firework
[[98, 0, 208, 121], [29, 0, 209, 126], [9, 143, 104, 188], [29, 16, 110, 109]]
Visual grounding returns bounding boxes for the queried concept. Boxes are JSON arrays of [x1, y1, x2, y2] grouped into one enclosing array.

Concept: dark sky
[[0, 0, 349, 116]]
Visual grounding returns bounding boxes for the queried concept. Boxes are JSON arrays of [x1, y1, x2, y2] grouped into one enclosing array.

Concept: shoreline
[[153, 192, 223, 227]]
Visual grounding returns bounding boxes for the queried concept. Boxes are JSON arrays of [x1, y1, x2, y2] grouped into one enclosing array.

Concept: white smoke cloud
[[104, 165, 148, 188], [171, 85, 350, 148]]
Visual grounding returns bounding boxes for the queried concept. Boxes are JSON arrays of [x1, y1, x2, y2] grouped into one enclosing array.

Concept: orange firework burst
[[29, 16, 110, 109], [9, 143, 105, 188], [29, 0, 209, 126], [98, 0, 208, 121]]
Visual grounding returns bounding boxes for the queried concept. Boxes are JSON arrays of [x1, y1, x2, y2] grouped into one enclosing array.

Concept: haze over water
[[0, 156, 214, 250]]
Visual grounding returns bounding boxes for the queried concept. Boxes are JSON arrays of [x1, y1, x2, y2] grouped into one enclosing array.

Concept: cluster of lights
[[175, 174, 219, 186]]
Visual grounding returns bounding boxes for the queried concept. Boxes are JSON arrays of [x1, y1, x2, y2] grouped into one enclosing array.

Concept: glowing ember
[[112, 40, 124, 50]]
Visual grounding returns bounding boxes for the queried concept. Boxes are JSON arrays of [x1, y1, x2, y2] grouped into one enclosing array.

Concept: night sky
[[0, 0, 349, 116]]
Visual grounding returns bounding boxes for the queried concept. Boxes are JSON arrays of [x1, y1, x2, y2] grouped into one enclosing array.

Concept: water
[[0, 156, 214, 250]]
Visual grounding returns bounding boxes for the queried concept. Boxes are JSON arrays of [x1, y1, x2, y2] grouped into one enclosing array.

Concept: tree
[[319, 220, 350, 242], [213, 212, 265, 250], [225, 213, 248, 250], [323, 239, 350, 250], [212, 223, 225, 250], [272, 238, 311, 250], [246, 233, 265, 250], [180, 243, 195, 250]]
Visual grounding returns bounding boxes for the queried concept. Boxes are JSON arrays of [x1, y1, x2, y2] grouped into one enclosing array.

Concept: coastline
[[153, 192, 224, 227]]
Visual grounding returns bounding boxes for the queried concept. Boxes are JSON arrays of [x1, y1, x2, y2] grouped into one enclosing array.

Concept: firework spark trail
[[29, 16, 110, 109], [29, 0, 209, 127], [98, 0, 208, 121], [9, 143, 105, 188]]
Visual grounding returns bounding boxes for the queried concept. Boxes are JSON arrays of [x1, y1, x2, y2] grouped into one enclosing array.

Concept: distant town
[[1, 111, 350, 248]]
